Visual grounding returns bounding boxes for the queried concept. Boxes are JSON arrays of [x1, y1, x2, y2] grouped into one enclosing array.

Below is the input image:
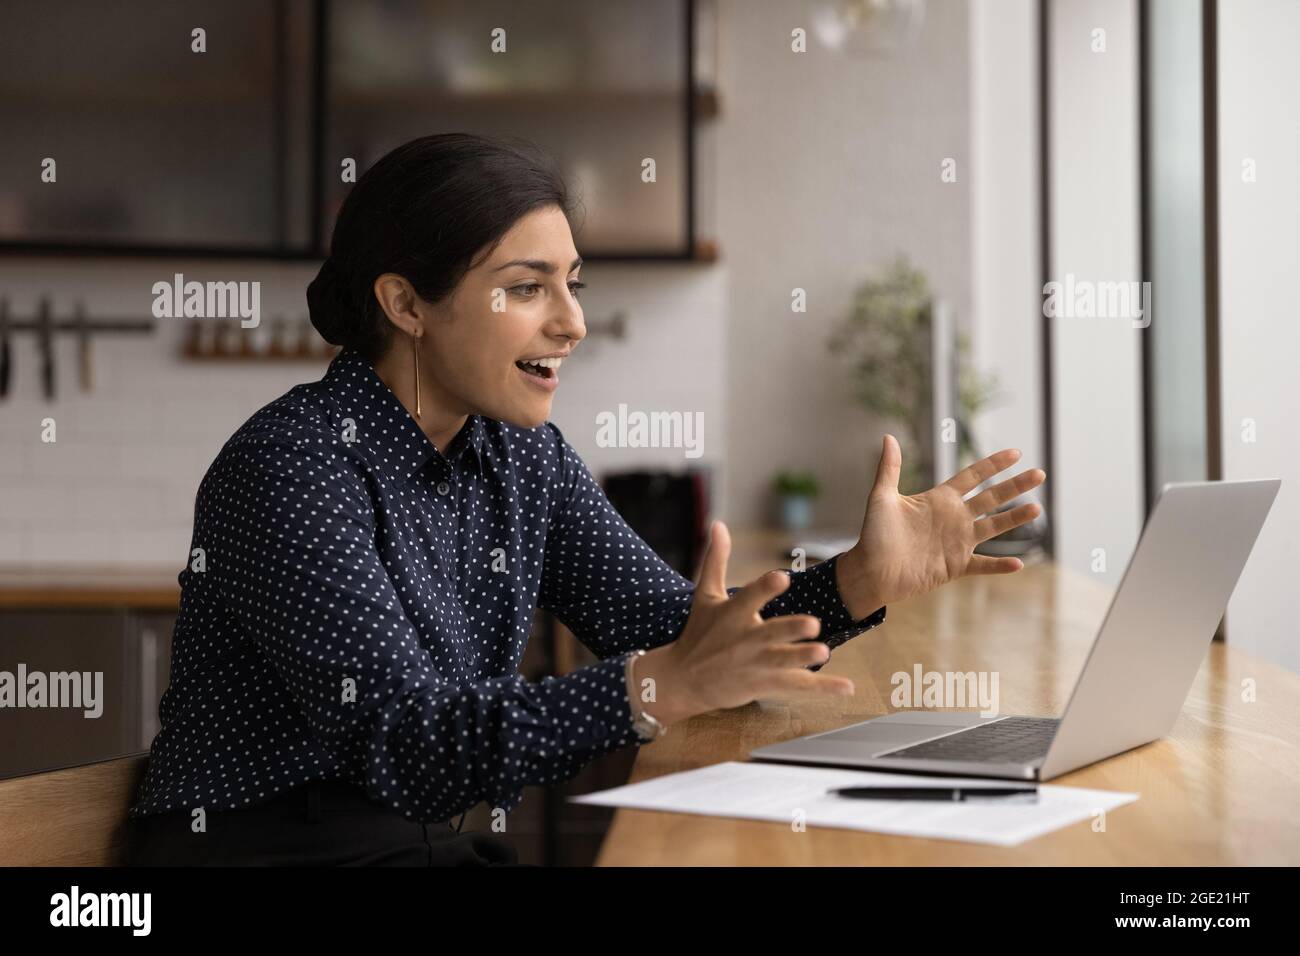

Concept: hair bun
[[306, 257, 354, 346]]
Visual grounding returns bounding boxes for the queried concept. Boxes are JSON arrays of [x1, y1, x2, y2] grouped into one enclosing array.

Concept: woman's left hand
[[835, 434, 1047, 619]]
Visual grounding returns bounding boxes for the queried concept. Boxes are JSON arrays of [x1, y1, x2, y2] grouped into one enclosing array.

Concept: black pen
[[829, 786, 1038, 802]]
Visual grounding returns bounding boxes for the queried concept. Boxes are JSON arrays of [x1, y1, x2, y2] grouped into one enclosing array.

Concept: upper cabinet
[[0, 0, 315, 255], [325, 0, 694, 258], [0, 0, 697, 260]]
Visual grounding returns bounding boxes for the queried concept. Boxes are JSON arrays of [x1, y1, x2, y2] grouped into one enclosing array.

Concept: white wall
[[1217, 0, 1300, 673], [548, 262, 728, 481], [1046, 0, 1145, 588], [969, 0, 1044, 478], [716, 0, 973, 529]]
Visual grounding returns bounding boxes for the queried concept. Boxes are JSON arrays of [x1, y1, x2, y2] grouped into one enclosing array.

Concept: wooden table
[[596, 531, 1300, 865]]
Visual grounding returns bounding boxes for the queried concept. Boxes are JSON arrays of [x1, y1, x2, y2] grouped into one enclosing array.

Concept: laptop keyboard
[[878, 716, 1061, 764]]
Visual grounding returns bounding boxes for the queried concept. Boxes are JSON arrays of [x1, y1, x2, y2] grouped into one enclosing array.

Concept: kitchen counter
[[0, 567, 181, 610]]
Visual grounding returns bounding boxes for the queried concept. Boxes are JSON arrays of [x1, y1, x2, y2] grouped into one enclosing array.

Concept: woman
[[125, 133, 1044, 866]]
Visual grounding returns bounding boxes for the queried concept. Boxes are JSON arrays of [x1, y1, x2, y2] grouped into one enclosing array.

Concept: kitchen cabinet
[[0, 609, 173, 780], [0, 0, 700, 260]]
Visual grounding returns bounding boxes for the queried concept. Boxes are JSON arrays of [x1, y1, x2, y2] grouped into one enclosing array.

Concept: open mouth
[[514, 355, 564, 384], [514, 360, 556, 380]]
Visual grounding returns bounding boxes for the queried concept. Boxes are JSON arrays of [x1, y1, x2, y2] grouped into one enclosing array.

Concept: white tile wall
[[0, 259, 729, 569]]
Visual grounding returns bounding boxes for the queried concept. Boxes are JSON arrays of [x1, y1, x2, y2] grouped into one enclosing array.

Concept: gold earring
[[410, 331, 421, 420]]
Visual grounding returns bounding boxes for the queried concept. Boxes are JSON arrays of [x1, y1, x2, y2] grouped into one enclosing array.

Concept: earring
[[410, 330, 422, 420]]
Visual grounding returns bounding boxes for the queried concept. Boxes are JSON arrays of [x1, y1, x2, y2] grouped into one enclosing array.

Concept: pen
[[829, 786, 1038, 802]]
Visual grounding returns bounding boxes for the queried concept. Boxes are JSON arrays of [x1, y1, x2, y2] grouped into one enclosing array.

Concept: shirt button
[[436, 481, 451, 496]]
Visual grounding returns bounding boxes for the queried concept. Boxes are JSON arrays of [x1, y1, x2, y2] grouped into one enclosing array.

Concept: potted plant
[[773, 470, 820, 531]]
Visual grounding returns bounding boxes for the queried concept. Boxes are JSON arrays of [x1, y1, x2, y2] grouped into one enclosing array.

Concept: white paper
[[573, 761, 1139, 847]]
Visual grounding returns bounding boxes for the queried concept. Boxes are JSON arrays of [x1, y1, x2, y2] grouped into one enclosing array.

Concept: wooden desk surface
[[596, 530, 1300, 865]]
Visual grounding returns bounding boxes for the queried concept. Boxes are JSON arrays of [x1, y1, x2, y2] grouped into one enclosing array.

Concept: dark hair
[[307, 133, 578, 360]]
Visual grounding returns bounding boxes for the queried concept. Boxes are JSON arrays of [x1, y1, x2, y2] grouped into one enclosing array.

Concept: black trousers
[[124, 780, 519, 867]]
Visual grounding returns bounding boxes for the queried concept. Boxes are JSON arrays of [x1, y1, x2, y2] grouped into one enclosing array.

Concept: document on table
[[572, 761, 1139, 846]]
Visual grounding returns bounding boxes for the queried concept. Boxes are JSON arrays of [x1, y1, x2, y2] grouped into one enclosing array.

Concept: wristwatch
[[624, 649, 667, 742]]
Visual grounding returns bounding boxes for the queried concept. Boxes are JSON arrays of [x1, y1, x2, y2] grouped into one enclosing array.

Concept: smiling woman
[[123, 132, 1043, 868], [306, 134, 586, 451], [366, 203, 584, 446]]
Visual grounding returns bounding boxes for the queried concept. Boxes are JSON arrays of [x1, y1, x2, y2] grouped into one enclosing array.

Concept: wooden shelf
[[179, 317, 339, 362]]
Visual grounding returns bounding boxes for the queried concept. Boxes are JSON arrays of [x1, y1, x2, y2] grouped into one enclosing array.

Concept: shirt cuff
[[764, 552, 887, 651], [577, 655, 644, 751]]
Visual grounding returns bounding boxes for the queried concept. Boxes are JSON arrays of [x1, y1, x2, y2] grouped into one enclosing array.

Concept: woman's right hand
[[633, 521, 857, 727]]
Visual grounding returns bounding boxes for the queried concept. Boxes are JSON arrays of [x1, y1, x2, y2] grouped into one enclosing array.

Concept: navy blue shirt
[[130, 347, 885, 825]]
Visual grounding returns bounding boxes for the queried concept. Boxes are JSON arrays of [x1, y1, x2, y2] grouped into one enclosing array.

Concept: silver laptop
[[750, 479, 1280, 781]]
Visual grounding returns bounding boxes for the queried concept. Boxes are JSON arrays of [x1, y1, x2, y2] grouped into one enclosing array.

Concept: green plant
[[828, 255, 999, 493], [773, 470, 820, 498]]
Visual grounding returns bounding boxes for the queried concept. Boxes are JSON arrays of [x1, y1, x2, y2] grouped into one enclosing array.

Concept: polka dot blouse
[[128, 347, 886, 825]]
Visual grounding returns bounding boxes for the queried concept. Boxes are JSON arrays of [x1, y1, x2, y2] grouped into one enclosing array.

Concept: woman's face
[[415, 204, 586, 429]]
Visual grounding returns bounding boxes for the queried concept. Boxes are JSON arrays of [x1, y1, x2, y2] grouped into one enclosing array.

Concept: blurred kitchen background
[[1, 0, 1296, 863]]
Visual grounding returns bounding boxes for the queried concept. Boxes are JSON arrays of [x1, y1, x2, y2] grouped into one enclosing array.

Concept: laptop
[[750, 479, 1281, 781]]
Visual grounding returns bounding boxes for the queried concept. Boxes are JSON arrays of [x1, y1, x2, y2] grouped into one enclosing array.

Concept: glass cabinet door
[[0, 0, 315, 252], [323, 0, 692, 256]]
